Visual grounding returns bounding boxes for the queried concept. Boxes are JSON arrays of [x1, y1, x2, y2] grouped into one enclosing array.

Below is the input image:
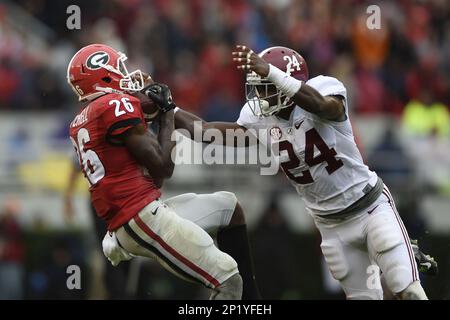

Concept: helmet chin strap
[[259, 98, 282, 117], [99, 56, 145, 93], [80, 90, 110, 102], [86, 81, 141, 101], [119, 69, 145, 92], [260, 99, 271, 114], [95, 86, 124, 95], [259, 92, 292, 117]]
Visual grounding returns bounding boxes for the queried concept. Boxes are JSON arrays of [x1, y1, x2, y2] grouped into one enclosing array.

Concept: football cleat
[[411, 239, 438, 276]]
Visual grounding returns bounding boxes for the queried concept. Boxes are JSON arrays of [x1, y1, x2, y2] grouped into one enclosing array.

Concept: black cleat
[[410, 239, 438, 276]]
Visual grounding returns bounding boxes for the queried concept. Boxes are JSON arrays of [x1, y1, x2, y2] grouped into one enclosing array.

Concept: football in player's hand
[[132, 91, 160, 121]]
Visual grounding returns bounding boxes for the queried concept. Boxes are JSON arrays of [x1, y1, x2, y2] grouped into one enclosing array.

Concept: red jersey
[[69, 93, 161, 231]]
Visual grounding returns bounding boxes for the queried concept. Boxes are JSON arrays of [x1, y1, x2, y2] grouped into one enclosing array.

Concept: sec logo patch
[[270, 126, 282, 140]]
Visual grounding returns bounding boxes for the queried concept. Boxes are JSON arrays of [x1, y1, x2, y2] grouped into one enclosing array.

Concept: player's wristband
[[266, 64, 302, 98]]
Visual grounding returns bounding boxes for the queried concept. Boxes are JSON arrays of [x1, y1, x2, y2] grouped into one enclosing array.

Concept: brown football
[[132, 91, 160, 119]]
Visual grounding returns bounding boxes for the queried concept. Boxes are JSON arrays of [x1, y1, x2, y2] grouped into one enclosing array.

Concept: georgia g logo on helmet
[[86, 51, 110, 70]]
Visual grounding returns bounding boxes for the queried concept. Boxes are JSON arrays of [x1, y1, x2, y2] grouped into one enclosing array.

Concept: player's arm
[[142, 82, 256, 147], [174, 109, 255, 147], [232, 45, 346, 122], [104, 85, 176, 185], [284, 78, 345, 121], [123, 110, 175, 181]]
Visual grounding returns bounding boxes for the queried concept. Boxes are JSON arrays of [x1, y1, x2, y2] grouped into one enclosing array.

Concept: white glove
[[102, 231, 133, 266]]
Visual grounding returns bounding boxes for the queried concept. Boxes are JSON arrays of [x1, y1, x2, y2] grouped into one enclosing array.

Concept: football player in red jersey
[[67, 44, 258, 299]]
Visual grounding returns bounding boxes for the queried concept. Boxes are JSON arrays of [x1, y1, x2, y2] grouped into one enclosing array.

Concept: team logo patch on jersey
[[270, 126, 282, 140], [86, 51, 110, 70]]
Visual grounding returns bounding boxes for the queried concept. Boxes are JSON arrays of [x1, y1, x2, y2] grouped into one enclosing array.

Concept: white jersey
[[237, 75, 378, 216]]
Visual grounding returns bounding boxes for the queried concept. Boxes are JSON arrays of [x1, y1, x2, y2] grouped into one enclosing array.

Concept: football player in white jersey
[[172, 45, 431, 299]]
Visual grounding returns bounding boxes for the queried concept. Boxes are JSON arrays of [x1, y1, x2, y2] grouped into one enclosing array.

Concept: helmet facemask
[[245, 72, 293, 117], [96, 52, 145, 94], [116, 53, 144, 92]]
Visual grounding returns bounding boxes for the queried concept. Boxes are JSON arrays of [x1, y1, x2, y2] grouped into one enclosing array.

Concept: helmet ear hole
[[102, 77, 112, 83]]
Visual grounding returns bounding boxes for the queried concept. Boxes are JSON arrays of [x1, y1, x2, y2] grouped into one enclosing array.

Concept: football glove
[[143, 82, 176, 113]]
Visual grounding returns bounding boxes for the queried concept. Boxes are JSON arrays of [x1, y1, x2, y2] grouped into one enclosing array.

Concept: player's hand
[[232, 45, 270, 77], [141, 72, 153, 87], [144, 82, 176, 113]]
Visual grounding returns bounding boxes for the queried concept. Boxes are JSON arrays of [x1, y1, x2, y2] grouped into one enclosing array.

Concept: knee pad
[[368, 213, 403, 254], [381, 263, 413, 294], [169, 209, 239, 276], [171, 211, 214, 248], [398, 281, 428, 300], [210, 248, 239, 276], [321, 240, 349, 281]]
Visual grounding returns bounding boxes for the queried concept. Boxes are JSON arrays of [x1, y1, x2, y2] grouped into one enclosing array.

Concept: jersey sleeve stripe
[[106, 117, 142, 145]]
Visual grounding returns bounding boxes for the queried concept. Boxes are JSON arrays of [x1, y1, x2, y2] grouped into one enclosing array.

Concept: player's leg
[[115, 200, 242, 299], [381, 238, 437, 299], [217, 201, 261, 299], [164, 191, 261, 299], [315, 216, 383, 300], [367, 188, 427, 300], [163, 192, 235, 234], [380, 274, 396, 300]]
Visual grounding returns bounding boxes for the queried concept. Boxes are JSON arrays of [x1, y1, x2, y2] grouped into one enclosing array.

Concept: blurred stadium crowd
[[1, 0, 449, 116], [0, 0, 449, 299]]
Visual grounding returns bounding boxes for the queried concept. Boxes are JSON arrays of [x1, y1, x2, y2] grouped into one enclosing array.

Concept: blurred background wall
[[0, 0, 449, 299]]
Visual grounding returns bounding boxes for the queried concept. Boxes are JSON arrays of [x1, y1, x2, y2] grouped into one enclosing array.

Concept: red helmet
[[246, 46, 309, 117], [67, 44, 144, 101]]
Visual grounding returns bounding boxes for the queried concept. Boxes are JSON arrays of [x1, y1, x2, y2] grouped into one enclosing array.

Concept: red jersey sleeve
[[100, 93, 145, 144]]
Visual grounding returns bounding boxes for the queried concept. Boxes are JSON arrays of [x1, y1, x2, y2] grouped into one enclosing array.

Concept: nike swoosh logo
[[367, 205, 379, 214], [294, 120, 304, 130], [151, 206, 159, 215]]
